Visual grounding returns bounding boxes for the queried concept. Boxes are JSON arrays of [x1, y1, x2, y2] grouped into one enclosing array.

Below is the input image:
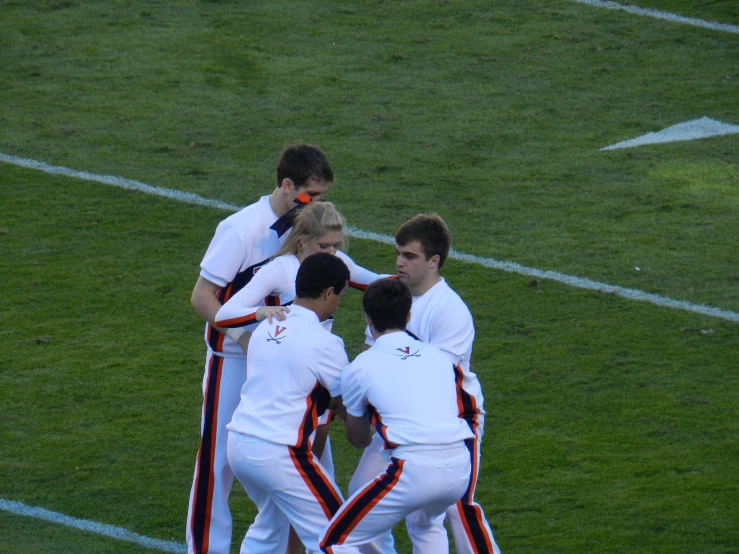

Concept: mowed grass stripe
[[2, 151, 737, 323]]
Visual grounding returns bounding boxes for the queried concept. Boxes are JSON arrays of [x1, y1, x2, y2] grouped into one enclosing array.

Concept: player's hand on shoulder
[[256, 306, 290, 323]]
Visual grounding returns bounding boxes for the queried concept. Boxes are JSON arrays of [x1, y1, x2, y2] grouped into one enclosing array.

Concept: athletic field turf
[[1, 1, 737, 552]]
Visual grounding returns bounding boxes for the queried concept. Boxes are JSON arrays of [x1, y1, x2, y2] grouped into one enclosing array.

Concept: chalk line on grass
[[601, 117, 739, 150], [571, 0, 739, 34], [1, 151, 738, 323], [0, 499, 186, 553]]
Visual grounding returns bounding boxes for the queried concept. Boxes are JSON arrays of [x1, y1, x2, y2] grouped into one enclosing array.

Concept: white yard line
[[571, 0, 739, 34], [0, 499, 186, 553], [1, 151, 737, 323]]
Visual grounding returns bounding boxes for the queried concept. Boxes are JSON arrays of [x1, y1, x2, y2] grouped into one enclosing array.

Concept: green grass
[[1, 0, 737, 552]]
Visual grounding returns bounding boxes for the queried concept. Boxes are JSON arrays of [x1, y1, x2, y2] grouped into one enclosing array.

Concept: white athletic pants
[[320, 448, 471, 553], [227, 434, 354, 554], [187, 352, 333, 554], [347, 418, 499, 554]]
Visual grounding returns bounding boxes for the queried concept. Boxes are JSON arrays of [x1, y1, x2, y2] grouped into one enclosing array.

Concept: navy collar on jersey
[[270, 193, 313, 238], [405, 329, 420, 341]]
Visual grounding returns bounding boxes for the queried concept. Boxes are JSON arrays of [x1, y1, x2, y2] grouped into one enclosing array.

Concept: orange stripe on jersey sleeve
[[214, 312, 259, 328], [348, 280, 368, 291]]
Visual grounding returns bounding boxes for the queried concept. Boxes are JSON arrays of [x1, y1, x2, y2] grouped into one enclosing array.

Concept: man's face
[[289, 177, 329, 204], [324, 282, 348, 319], [395, 240, 431, 290]]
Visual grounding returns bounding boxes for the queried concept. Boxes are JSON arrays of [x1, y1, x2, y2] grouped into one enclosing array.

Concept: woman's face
[[300, 230, 343, 260]]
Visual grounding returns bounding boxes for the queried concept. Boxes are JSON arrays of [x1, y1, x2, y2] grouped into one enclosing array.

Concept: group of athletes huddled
[[186, 144, 501, 554]]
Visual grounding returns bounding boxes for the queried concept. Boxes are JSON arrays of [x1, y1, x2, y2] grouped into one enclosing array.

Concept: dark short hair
[[276, 143, 334, 188], [295, 253, 350, 299], [363, 278, 412, 333], [395, 213, 451, 269]]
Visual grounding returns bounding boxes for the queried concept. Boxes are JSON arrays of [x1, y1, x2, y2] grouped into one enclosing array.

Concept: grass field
[[1, 1, 737, 552]]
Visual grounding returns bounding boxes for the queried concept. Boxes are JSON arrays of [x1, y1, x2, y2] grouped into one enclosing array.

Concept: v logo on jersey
[[395, 346, 420, 360], [267, 326, 287, 344]]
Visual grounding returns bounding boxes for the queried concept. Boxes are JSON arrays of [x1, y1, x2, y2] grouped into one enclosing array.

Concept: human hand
[[256, 306, 290, 323]]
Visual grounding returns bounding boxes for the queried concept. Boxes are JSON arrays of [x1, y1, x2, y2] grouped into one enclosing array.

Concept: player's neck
[[268, 188, 291, 217], [408, 273, 441, 297], [293, 298, 330, 322], [371, 328, 405, 341]]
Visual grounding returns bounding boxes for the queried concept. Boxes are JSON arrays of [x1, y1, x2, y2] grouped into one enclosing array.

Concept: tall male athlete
[[187, 144, 334, 554], [227, 253, 358, 554], [349, 214, 500, 554], [320, 278, 473, 553]]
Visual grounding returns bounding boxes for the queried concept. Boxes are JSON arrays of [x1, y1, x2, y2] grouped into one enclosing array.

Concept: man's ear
[[428, 254, 441, 270], [279, 178, 295, 194], [406, 311, 411, 324], [365, 313, 373, 327], [322, 287, 335, 301]]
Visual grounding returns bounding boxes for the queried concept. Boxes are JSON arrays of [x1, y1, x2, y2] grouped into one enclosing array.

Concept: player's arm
[[336, 251, 392, 291], [192, 276, 253, 353], [191, 276, 226, 329], [339, 354, 374, 448], [215, 261, 291, 329], [345, 412, 372, 448], [312, 422, 330, 460], [429, 301, 475, 368]]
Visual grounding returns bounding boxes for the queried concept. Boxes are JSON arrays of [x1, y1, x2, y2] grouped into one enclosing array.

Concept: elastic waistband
[[390, 441, 468, 461]]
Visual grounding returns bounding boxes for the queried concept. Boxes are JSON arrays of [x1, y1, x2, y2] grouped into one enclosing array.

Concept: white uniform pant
[[347, 417, 499, 554], [187, 352, 333, 554], [227, 434, 348, 554], [320, 448, 471, 553]]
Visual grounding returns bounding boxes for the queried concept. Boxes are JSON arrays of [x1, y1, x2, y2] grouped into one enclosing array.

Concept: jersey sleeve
[[200, 222, 246, 287], [336, 251, 386, 291], [214, 259, 288, 328], [341, 360, 368, 417], [429, 300, 475, 370], [315, 335, 349, 397]]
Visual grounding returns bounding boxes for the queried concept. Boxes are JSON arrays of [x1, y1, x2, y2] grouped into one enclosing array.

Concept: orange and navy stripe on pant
[[452, 363, 497, 554], [454, 434, 496, 553], [289, 446, 343, 520], [320, 457, 405, 552], [189, 354, 224, 554]]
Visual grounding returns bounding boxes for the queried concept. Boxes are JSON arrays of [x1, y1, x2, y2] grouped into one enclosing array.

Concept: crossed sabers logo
[[267, 325, 287, 344], [395, 346, 420, 360]]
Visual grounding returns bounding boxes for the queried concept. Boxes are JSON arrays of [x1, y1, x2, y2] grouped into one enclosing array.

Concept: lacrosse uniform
[[351, 278, 500, 554], [227, 305, 356, 554], [187, 194, 308, 554], [319, 332, 473, 553]]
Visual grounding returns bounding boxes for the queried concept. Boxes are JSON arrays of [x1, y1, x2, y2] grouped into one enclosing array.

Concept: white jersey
[[343, 331, 474, 452], [365, 278, 484, 414], [227, 305, 349, 449], [199, 195, 291, 358], [215, 251, 380, 332]]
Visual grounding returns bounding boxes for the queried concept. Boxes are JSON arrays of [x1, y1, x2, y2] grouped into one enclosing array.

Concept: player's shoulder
[[259, 254, 296, 276], [220, 196, 274, 232], [426, 279, 472, 317], [287, 307, 343, 345]]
